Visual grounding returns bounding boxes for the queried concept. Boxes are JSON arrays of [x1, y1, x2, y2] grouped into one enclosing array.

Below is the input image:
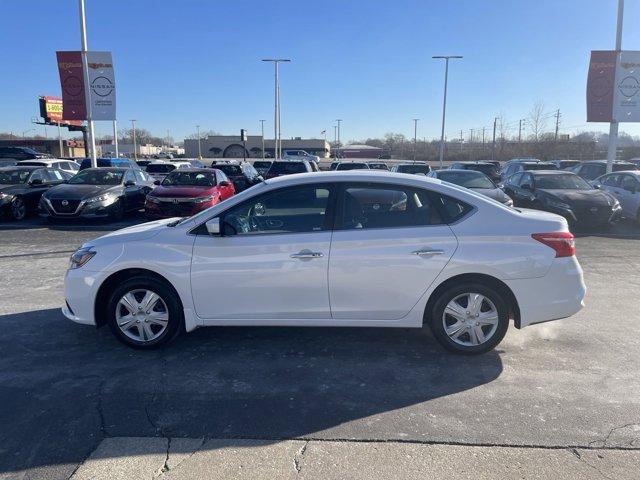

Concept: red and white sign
[[56, 51, 87, 120]]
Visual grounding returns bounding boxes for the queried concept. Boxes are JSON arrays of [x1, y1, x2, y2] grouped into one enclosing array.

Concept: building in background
[[184, 135, 330, 158]]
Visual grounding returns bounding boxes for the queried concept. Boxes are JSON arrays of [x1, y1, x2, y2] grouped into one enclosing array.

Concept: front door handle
[[411, 249, 444, 257], [290, 250, 324, 259]]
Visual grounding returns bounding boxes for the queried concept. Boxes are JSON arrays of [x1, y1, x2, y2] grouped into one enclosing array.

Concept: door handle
[[411, 249, 444, 257], [290, 251, 324, 259]]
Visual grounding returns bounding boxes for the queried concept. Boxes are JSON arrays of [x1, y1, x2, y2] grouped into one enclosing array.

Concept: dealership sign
[[55, 50, 116, 121], [587, 50, 640, 123]]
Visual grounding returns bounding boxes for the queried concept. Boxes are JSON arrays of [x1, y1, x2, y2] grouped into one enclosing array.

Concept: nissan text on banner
[[587, 50, 640, 123], [56, 51, 87, 120], [87, 51, 116, 121]]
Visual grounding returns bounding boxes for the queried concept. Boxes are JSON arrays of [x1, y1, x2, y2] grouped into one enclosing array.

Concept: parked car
[[500, 160, 557, 181], [264, 160, 313, 179], [593, 171, 640, 224], [79, 157, 140, 171], [0, 166, 72, 220], [0, 146, 50, 165], [428, 169, 513, 206], [391, 163, 431, 175], [145, 168, 235, 219], [502, 170, 620, 228], [146, 161, 192, 182], [136, 160, 154, 169], [335, 162, 370, 171], [448, 161, 501, 183], [62, 170, 585, 354], [549, 160, 581, 170], [568, 160, 638, 182], [175, 159, 206, 168], [154, 152, 174, 160], [252, 160, 273, 175], [18, 159, 80, 176], [282, 150, 320, 163], [210, 162, 263, 192], [367, 162, 389, 170], [39, 167, 154, 221]]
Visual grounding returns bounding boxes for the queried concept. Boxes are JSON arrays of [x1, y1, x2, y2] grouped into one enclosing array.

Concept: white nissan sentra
[[63, 171, 586, 354]]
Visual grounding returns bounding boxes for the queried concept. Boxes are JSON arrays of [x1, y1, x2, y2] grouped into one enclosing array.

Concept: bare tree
[[528, 101, 547, 142]]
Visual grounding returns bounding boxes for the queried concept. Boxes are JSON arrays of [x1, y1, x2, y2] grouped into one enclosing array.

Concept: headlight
[[611, 199, 621, 210], [0, 192, 12, 203], [193, 195, 214, 203], [85, 193, 115, 204], [146, 195, 160, 204], [546, 198, 572, 210], [69, 247, 96, 269]]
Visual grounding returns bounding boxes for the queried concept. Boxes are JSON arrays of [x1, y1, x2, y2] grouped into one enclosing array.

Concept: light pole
[[78, 0, 97, 168], [607, 0, 624, 173], [130, 119, 137, 160], [412, 118, 419, 162], [333, 125, 338, 159], [433, 55, 463, 168], [196, 125, 202, 159], [22, 128, 34, 140], [262, 59, 291, 159], [259, 119, 266, 159], [335, 119, 342, 148]]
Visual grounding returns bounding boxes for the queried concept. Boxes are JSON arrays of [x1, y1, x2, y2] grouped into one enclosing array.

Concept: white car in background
[[17, 159, 80, 176], [145, 161, 192, 182], [62, 171, 585, 354], [282, 150, 320, 163]]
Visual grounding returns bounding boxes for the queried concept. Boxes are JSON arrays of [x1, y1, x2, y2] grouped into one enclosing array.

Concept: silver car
[[594, 171, 640, 223], [427, 169, 513, 206]]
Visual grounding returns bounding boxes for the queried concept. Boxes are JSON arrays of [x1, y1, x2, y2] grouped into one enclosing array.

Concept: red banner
[[587, 50, 616, 122], [56, 51, 86, 120]]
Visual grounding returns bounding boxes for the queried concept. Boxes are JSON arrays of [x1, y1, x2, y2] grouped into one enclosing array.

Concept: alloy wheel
[[115, 289, 169, 342], [442, 293, 499, 347], [11, 197, 26, 220]]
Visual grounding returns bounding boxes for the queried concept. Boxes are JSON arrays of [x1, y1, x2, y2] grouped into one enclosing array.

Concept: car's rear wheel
[[106, 276, 182, 349], [10, 196, 27, 220], [429, 283, 509, 355]]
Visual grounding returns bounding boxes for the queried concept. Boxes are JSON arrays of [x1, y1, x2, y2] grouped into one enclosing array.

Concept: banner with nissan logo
[[87, 51, 116, 120]]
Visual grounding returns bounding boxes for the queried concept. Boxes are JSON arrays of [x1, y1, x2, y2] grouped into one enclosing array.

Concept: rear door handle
[[290, 250, 324, 259], [411, 249, 444, 257]]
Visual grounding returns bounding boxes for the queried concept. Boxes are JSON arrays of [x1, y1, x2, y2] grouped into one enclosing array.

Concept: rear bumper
[[505, 256, 586, 328]]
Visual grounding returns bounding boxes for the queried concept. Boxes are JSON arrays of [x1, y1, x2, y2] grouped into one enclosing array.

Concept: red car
[[145, 168, 235, 219]]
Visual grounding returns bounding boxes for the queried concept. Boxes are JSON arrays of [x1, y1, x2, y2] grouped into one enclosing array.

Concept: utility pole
[[259, 120, 266, 159], [433, 55, 463, 167], [130, 119, 137, 160], [113, 120, 119, 158], [607, 0, 624, 172], [554, 109, 561, 141], [196, 124, 201, 159], [491, 117, 498, 161], [333, 125, 338, 159], [412, 118, 419, 162], [262, 59, 291, 159], [79, 0, 97, 167], [482, 127, 486, 150], [335, 119, 342, 148], [460, 130, 464, 153]]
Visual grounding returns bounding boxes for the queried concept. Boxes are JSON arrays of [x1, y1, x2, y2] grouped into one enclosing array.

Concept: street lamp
[[262, 59, 291, 159], [412, 119, 419, 162], [335, 119, 342, 148], [130, 119, 137, 160], [196, 125, 202, 159], [433, 55, 463, 168], [259, 119, 266, 159]]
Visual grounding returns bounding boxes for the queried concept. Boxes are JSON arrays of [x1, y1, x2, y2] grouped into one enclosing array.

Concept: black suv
[[449, 161, 501, 183], [569, 161, 638, 181], [0, 146, 48, 166], [211, 162, 263, 192]]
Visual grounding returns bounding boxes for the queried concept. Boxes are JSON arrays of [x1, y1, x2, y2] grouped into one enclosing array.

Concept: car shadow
[[0, 212, 147, 232], [572, 219, 640, 240], [0, 308, 503, 475]]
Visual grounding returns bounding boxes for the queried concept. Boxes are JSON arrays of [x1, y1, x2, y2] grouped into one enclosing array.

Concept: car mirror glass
[[29, 178, 43, 185], [154, 180, 160, 185]]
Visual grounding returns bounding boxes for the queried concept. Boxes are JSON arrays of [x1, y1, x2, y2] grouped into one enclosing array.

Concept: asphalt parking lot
[[1, 215, 640, 479]]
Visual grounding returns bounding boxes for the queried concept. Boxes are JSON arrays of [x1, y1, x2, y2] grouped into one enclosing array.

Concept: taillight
[[532, 232, 576, 258]]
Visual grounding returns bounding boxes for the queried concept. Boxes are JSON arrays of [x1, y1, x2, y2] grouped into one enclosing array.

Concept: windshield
[[0, 169, 32, 184], [439, 171, 495, 189], [523, 163, 557, 171], [146, 164, 176, 174], [337, 163, 369, 170], [162, 171, 215, 187], [613, 163, 638, 171], [68, 169, 123, 185], [269, 162, 307, 174], [215, 165, 242, 175], [253, 161, 272, 169], [397, 164, 430, 174], [535, 174, 592, 190], [465, 164, 498, 175]]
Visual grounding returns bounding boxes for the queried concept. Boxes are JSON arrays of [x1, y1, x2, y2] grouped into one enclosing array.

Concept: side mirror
[[521, 183, 533, 191], [29, 178, 43, 186], [592, 183, 601, 189], [205, 217, 221, 235], [153, 180, 161, 185], [219, 181, 232, 188], [124, 180, 136, 187]]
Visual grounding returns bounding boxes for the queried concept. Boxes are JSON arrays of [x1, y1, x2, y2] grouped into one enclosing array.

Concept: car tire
[[110, 199, 124, 221], [106, 276, 183, 349], [9, 196, 27, 221], [428, 282, 509, 355]]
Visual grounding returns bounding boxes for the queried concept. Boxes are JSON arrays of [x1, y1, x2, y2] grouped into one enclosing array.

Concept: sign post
[[78, 0, 97, 167], [607, 0, 624, 174]]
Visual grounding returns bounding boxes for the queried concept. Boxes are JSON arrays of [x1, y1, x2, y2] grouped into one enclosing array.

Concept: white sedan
[[63, 171, 586, 354]]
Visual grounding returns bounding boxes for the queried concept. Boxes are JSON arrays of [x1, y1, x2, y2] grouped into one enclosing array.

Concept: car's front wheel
[[429, 283, 509, 355], [106, 276, 183, 349], [10, 196, 27, 220]]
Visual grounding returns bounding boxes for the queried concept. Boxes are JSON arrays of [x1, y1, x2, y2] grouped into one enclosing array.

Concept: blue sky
[[1, 0, 639, 143]]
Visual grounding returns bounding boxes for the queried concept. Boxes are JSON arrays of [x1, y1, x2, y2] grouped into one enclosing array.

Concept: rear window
[[613, 163, 638, 172], [146, 164, 176, 174], [465, 164, 498, 175], [269, 162, 308, 174], [215, 165, 242, 176], [523, 163, 557, 171], [397, 164, 431, 174], [336, 163, 369, 170]]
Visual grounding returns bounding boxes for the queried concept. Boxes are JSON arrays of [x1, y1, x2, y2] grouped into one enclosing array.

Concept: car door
[[190, 183, 336, 320], [515, 173, 537, 208], [24, 169, 50, 211], [328, 182, 458, 320], [502, 172, 523, 202], [121, 169, 141, 211], [619, 174, 640, 217]]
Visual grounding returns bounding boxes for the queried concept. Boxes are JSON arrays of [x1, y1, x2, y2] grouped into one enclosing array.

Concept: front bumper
[[39, 197, 118, 219], [545, 204, 620, 226], [62, 267, 102, 326], [145, 199, 214, 219]]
